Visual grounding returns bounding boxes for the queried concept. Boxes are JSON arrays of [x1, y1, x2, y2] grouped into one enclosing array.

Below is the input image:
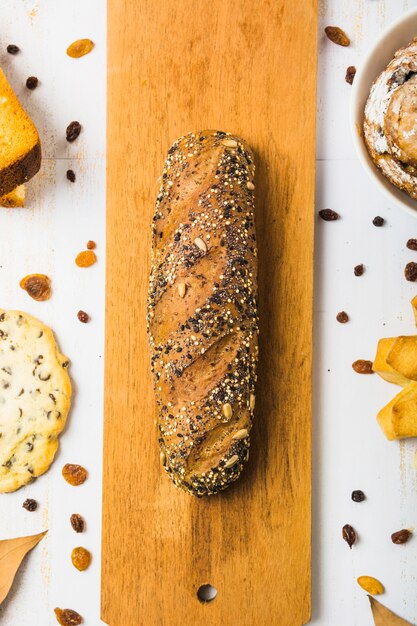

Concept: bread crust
[[147, 130, 258, 496], [0, 140, 41, 196]]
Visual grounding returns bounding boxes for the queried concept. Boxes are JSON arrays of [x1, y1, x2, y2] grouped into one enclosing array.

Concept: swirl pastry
[[364, 38, 417, 199]]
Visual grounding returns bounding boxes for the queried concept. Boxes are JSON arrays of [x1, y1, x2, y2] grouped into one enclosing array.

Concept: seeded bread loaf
[[0, 68, 41, 196], [147, 130, 258, 497]]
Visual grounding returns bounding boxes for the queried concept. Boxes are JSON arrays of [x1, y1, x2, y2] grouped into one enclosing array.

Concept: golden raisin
[[352, 360, 374, 374], [75, 250, 96, 267], [324, 26, 350, 47], [62, 464, 88, 486], [54, 607, 82, 625], [66, 38, 94, 58], [86, 240, 96, 250], [20, 274, 51, 301], [71, 546, 91, 571], [357, 575, 384, 595]]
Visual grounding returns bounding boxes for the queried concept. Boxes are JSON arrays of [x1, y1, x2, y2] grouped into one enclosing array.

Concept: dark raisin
[[70, 513, 85, 533], [66, 121, 82, 143], [66, 169, 76, 182], [77, 310, 89, 323], [7, 44, 19, 54], [352, 359, 374, 374], [22, 498, 38, 512], [391, 529, 412, 544], [407, 239, 417, 251], [345, 66, 356, 85], [342, 524, 356, 549], [336, 311, 349, 323], [354, 264, 364, 276], [319, 208, 339, 221], [372, 216, 384, 227], [26, 76, 38, 90], [351, 490, 365, 502], [405, 262, 417, 282]]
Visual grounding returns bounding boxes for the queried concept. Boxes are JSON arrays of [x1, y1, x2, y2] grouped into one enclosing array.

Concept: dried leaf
[[369, 596, 413, 625], [0, 531, 47, 604]]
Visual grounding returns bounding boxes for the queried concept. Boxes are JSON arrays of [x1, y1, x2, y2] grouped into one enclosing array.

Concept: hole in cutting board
[[197, 584, 217, 603]]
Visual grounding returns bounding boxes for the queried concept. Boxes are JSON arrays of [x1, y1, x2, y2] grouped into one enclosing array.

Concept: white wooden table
[[0, 1, 417, 625]]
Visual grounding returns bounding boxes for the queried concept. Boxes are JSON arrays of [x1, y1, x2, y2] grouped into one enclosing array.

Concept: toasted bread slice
[[0, 69, 41, 195], [0, 184, 25, 207]]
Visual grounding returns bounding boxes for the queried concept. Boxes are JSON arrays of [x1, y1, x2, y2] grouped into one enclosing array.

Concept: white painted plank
[[0, 1, 105, 624], [312, 159, 417, 625]]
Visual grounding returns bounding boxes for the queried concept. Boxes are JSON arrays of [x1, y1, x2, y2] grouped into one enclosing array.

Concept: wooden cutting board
[[102, 1, 317, 625]]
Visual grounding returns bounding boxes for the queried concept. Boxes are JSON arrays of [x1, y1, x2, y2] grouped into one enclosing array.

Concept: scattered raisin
[[406, 239, 417, 251], [66, 39, 95, 59], [26, 76, 38, 90], [66, 169, 76, 182], [66, 121, 82, 143], [75, 250, 96, 267], [391, 529, 412, 544], [336, 311, 349, 323], [352, 490, 365, 502], [325, 26, 350, 47], [20, 274, 51, 301], [354, 264, 364, 276], [345, 66, 356, 85], [70, 513, 85, 533], [71, 546, 91, 571], [86, 240, 96, 250], [319, 208, 339, 221], [352, 359, 374, 374], [342, 523, 357, 549], [62, 464, 88, 486], [7, 44, 19, 55], [54, 608, 82, 625], [405, 262, 417, 282], [372, 216, 384, 227], [22, 498, 38, 511], [77, 310, 89, 323]]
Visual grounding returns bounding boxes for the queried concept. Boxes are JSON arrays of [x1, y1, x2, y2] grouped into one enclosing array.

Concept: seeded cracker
[[0, 310, 71, 492]]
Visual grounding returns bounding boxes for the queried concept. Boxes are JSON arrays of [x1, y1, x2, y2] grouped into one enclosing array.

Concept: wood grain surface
[[102, 1, 317, 625]]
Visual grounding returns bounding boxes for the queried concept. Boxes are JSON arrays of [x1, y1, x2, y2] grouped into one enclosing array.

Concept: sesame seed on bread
[[0, 68, 41, 196]]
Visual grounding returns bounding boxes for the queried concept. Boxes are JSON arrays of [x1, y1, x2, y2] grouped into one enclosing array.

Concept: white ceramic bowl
[[350, 7, 417, 218]]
